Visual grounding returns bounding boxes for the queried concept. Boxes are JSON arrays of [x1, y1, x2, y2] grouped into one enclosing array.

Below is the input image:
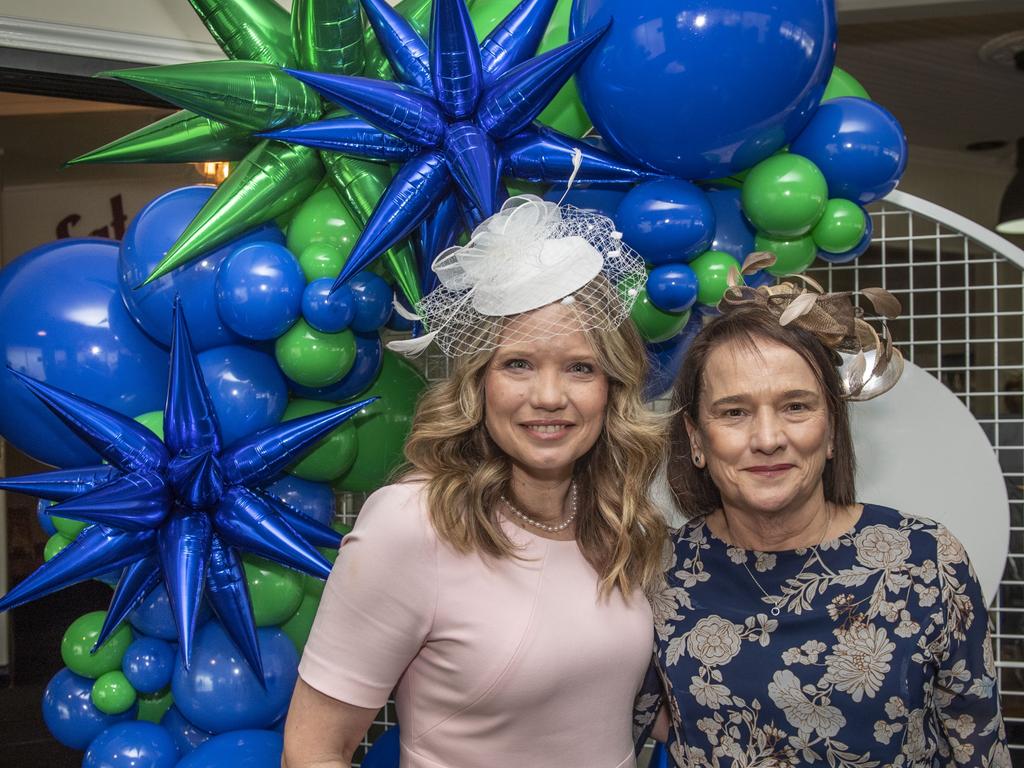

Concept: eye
[[785, 402, 809, 413], [504, 358, 530, 370], [569, 361, 595, 374], [722, 408, 746, 418]]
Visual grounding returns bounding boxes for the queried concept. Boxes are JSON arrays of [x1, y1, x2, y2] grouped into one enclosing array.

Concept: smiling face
[[483, 304, 609, 484], [687, 338, 834, 518]]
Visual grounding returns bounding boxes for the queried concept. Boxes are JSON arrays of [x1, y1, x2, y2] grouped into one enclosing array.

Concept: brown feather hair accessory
[[718, 252, 904, 401]]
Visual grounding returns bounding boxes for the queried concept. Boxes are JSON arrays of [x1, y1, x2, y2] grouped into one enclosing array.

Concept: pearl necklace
[[501, 482, 578, 533], [727, 505, 833, 617]]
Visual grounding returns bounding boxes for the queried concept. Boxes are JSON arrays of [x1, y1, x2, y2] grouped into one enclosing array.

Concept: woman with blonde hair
[[282, 195, 666, 768]]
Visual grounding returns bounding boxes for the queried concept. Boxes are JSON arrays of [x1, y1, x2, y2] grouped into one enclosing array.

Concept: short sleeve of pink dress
[[298, 481, 653, 768]]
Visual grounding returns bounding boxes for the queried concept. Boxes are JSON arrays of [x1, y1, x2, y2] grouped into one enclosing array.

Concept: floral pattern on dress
[[634, 504, 1011, 768]]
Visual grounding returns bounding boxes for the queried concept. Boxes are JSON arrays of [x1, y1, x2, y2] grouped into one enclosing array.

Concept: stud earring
[[693, 453, 705, 468]]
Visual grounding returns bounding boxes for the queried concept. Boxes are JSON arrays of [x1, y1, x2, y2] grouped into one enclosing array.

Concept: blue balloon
[[644, 310, 704, 400], [362, 726, 400, 768], [572, 0, 836, 179], [119, 185, 284, 351], [176, 729, 283, 768], [130, 583, 211, 641], [83, 721, 177, 768], [265, 475, 335, 527], [651, 742, 670, 768], [197, 346, 288, 448], [348, 273, 393, 333], [42, 668, 137, 750], [542, 185, 626, 218], [616, 180, 715, 264], [707, 187, 757, 261], [171, 621, 298, 734], [37, 499, 57, 536], [289, 331, 384, 402], [386, 297, 416, 332], [122, 636, 176, 694], [302, 280, 355, 334], [0, 238, 169, 467], [160, 705, 213, 756], [647, 265, 699, 314], [745, 270, 778, 288], [789, 97, 907, 204], [819, 212, 874, 264], [215, 242, 305, 341]]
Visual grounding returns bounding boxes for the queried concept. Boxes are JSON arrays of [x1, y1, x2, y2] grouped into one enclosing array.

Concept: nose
[[529, 367, 568, 411], [749, 406, 785, 454]]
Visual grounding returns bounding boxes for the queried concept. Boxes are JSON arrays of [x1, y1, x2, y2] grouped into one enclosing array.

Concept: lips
[[744, 464, 795, 476], [521, 422, 574, 439]]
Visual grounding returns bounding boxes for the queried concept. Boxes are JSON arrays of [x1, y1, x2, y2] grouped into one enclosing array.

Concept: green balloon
[[283, 400, 358, 481], [91, 671, 137, 715], [333, 351, 427, 493], [52, 515, 87, 540], [276, 320, 357, 388], [691, 250, 743, 306], [631, 289, 691, 343], [811, 199, 867, 254], [741, 154, 828, 238], [134, 410, 164, 440], [243, 555, 304, 626], [292, 0, 364, 76], [822, 66, 870, 102], [136, 688, 174, 724], [61, 611, 133, 679], [298, 243, 346, 283], [281, 590, 321, 654], [286, 186, 360, 263], [755, 234, 818, 276], [44, 532, 73, 562], [190, 0, 293, 66]]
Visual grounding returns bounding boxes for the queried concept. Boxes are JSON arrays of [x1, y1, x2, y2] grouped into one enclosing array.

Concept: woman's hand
[[281, 679, 379, 768]]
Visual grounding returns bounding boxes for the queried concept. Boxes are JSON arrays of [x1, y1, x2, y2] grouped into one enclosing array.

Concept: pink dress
[[299, 481, 653, 768]]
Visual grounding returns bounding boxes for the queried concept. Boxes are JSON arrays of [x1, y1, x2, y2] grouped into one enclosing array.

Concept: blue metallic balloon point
[[0, 298, 375, 678]]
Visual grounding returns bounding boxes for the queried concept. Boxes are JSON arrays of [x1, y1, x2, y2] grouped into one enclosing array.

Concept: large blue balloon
[[542, 185, 626, 218], [197, 346, 288, 448], [171, 621, 298, 734], [175, 729, 283, 768], [362, 726, 401, 768], [789, 97, 908, 204], [266, 475, 335, 527], [122, 636, 176, 694], [215, 241, 305, 341], [83, 721, 178, 768], [616, 180, 715, 264], [706, 187, 757, 261], [160, 705, 213, 756], [572, 0, 836, 180], [42, 668, 137, 750], [119, 185, 284, 351], [289, 332, 384, 402], [0, 238, 169, 467]]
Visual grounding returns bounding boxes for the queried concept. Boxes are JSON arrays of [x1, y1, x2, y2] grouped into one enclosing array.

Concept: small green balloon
[[691, 250, 742, 306], [333, 351, 427, 493], [755, 234, 819, 276], [811, 199, 867, 254], [275, 320, 357, 388], [286, 185, 361, 260], [742, 154, 828, 238], [134, 410, 164, 440], [299, 242, 346, 283], [822, 66, 870, 102], [51, 515, 87, 540], [61, 611, 133, 679], [283, 399, 358, 482], [631, 289, 691, 343], [243, 555, 304, 626], [136, 687, 174, 723], [281, 590, 321, 654], [44, 532, 73, 562], [91, 670, 137, 715]]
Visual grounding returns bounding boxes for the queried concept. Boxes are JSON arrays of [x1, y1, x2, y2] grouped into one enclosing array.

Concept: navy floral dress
[[634, 504, 1010, 767]]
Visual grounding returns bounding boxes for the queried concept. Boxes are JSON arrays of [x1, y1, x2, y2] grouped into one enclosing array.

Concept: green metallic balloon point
[[242, 554, 305, 626], [275, 320, 357, 388], [631, 289, 691, 343], [755, 234, 819, 276], [283, 399, 359, 482], [691, 250, 743, 306], [91, 670, 138, 715], [811, 199, 867, 254], [61, 611, 134, 679], [742, 154, 829, 238]]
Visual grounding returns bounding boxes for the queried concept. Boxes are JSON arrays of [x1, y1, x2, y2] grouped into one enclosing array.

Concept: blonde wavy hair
[[403, 285, 667, 597]]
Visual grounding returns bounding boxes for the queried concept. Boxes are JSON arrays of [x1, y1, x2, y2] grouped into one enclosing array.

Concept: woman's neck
[[508, 467, 573, 523], [711, 492, 832, 552]]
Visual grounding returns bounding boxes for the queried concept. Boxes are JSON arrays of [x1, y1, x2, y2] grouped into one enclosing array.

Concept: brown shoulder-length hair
[[667, 305, 856, 517], [402, 290, 667, 598]]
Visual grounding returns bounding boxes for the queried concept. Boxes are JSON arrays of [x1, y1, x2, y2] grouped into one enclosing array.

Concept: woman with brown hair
[[636, 275, 1010, 767], [282, 196, 667, 768]]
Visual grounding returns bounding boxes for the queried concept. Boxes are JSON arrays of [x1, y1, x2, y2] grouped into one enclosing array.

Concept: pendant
[[771, 604, 782, 617]]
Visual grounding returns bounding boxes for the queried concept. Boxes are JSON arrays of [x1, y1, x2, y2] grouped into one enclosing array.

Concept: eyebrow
[[709, 389, 821, 408]]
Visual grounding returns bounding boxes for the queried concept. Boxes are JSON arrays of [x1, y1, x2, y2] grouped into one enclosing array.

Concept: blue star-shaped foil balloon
[[0, 300, 374, 678], [262, 0, 659, 292]]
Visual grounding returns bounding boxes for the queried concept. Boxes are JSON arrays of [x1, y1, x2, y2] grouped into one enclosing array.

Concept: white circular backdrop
[[850, 361, 1009, 603]]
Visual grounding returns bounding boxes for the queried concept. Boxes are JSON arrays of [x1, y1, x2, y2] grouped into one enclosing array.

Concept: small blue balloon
[[176, 729, 283, 768], [197, 346, 288, 448], [616, 180, 715, 264], [362, 726, 401, 768], [122, 636, 176, 694], [542, 185, 626, 218], [818, 212, 874, 264], [745, 270, 778, 288], [265, 475, 335, 526], [647, 265, 699, 314], [302, 280, 355, 334], [119, 185, 284, 351], [160, 705, 213, 757], [707, 187, 757, 261], [42, 668, 137, 750], [37, 499, 57, 536], [83, 721, 177, 768], [215, 242, 305, 341], [348, 273, 393, 333], [644, 310, 704, 400], [172, 621, 298, 734], [129, 583, 211, 641], [789, 97, 908, 204], [288, 332, 384, 402]]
